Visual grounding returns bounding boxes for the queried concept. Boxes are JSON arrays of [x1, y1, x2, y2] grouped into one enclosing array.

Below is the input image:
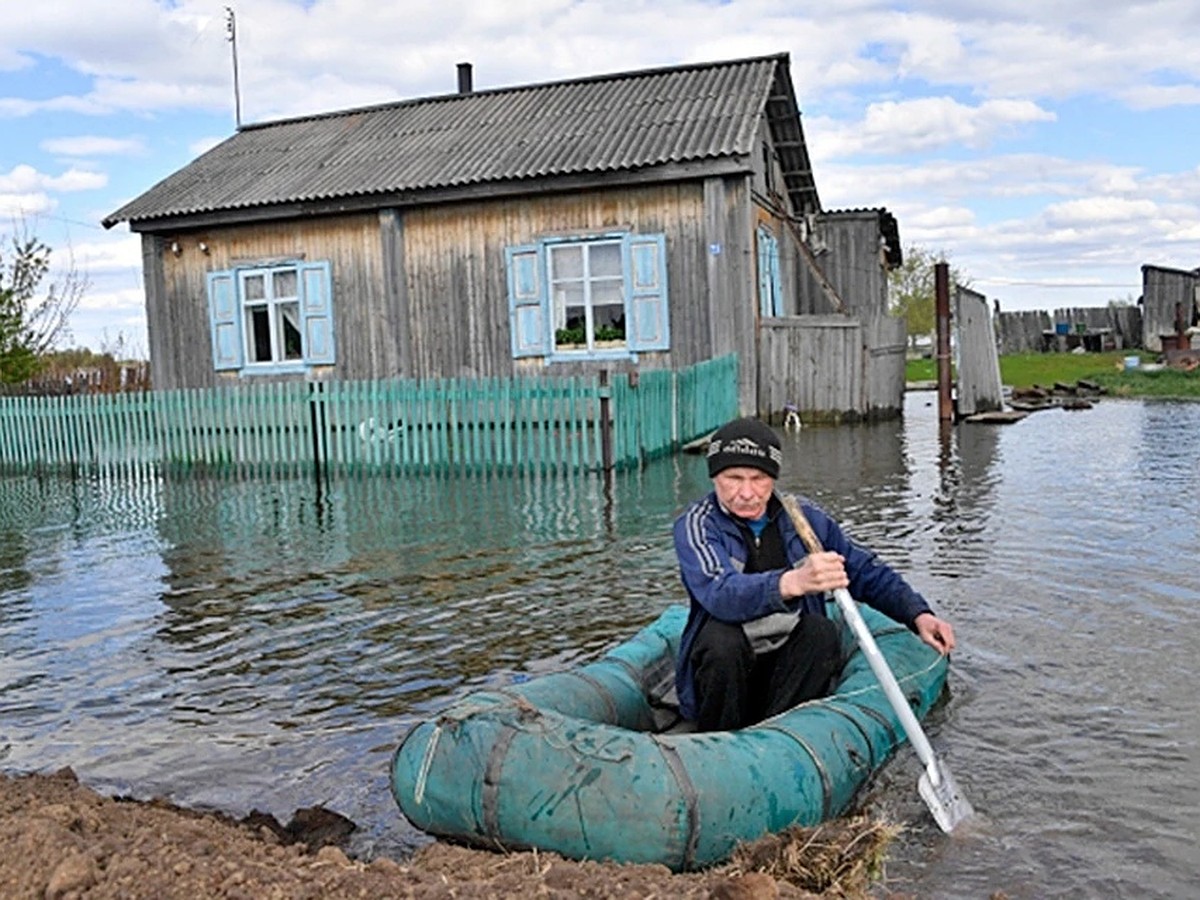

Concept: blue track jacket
[[673, 491, 932, 722]]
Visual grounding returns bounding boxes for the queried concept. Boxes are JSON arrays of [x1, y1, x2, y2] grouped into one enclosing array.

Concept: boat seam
[[757, 723, 833, 820], [482, 724, 519, 840], [650, 737, 700, 871], [816, 702, 879, 772], [567, 671, 619, 723]]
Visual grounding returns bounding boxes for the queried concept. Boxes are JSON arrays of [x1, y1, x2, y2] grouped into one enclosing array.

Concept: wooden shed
[[1141, 264, 1200, 352], [104, 53, 905, 420]]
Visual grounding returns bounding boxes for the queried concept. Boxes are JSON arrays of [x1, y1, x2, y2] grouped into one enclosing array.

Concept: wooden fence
[[954, 286, 1004, 417], [757, 314, 907, 424], [0, 355, 737, 478], [994, 306, 1143, 354]]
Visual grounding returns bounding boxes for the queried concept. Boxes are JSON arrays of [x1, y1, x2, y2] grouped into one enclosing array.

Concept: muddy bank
[[0, 768, 916, 898]]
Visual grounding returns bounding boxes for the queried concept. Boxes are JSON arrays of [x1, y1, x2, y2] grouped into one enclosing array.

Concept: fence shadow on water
[[0, 356, 737, 479]]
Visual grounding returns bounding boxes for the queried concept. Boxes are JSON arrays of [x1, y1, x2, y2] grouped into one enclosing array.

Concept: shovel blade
[[918, 758, 974, 833]]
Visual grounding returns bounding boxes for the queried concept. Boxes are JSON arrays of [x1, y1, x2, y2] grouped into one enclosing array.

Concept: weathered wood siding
[[862, 313, 907, 415], [142, 180, 759, 395], [758, 314, 907, 423], [1142, 265, 1198, 352], [400, 179, 752, 381], [145, 213, 396, 390], [759, 316, 862, 423], [810, 213, 888, 317], [955, 286, 1004, 416]]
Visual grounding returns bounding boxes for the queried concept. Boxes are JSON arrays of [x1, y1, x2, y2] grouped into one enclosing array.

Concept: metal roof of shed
[[103, 53, 820, 230]]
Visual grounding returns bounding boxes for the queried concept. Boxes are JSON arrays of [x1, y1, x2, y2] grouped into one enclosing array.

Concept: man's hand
[[914, 612, 957, 654], [780, 551, 849, 598]]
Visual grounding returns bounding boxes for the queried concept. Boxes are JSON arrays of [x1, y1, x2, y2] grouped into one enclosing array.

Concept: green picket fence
[[0, 355, 737, 478]]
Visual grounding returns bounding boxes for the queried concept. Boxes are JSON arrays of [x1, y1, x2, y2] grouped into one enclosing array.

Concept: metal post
[[935, 262, 953, 423], [225, 7, 242, 130]]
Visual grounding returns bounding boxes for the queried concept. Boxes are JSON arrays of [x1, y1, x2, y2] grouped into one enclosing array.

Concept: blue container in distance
[[1124, 356, 1140, 370], [1055, 322, 1070, 335]]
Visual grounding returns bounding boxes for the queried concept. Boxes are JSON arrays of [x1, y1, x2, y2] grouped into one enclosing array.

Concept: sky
[[3, 0, 1199, 358]]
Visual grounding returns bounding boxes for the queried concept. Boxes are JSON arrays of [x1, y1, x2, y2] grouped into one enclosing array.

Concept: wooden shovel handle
[[778, 493, 824, 556]]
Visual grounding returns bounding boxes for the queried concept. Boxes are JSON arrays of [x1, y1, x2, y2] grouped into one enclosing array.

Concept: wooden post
[[309, 381, 326, 485], [935, 262, 953, 423], [599, 369, 613, 473]]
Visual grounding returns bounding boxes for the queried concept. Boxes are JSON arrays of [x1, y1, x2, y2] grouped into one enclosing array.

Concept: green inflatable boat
[[391, 601, 949, 871]]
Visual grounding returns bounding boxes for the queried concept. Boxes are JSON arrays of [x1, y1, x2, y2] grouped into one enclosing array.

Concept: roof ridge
[[240, 52, 790, 133]]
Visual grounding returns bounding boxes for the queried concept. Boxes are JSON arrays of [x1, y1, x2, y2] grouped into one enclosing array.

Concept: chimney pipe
[[456, 62, 473, 94]]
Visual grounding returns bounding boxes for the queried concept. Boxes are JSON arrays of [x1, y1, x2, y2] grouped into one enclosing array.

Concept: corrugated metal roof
[[104, 53, 820, 229]]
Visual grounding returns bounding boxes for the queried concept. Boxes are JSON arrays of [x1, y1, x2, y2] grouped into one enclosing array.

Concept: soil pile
[[1, 768, 903, 899]]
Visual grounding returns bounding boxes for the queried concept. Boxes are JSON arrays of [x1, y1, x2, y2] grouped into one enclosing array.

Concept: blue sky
[[3, 0, 1199, 356]]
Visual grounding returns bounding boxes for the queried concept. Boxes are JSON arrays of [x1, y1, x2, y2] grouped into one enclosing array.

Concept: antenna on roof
[[225, 6, 243, 129]]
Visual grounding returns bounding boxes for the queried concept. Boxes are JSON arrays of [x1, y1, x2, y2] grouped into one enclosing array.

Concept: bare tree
[[0, 221, 88, 383]]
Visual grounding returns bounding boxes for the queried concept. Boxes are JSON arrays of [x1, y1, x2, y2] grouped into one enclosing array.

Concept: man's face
[[712, 466, 775, 520]]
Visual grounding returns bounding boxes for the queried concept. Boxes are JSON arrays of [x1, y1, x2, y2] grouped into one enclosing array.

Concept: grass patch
[[907, 351, 1200, 398]]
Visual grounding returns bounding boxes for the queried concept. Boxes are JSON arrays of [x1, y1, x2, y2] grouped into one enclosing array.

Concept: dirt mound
[[2, 768, 902, 899]]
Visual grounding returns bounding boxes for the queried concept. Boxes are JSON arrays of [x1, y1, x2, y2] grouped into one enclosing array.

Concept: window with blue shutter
[[504, 232, 670, 361], [203, 260, 336, 373]]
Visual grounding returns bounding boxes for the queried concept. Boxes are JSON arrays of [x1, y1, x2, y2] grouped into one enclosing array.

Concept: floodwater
[[1, 393, 1197, 898]]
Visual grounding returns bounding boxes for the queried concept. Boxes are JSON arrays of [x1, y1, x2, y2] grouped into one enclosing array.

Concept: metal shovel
[[780, 493, 974, 833]]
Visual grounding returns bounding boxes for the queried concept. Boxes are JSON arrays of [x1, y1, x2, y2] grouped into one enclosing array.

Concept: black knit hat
[[706, 417, 782, 479]]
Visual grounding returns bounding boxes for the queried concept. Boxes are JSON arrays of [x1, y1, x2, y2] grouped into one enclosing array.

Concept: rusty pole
[[935, 262, 953, 423]]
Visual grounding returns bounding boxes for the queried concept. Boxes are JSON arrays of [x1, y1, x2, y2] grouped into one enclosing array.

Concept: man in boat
[[674, 416, 957, 732]]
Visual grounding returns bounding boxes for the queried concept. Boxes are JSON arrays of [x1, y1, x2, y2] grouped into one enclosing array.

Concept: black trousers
[[690, 613, 842, 732]]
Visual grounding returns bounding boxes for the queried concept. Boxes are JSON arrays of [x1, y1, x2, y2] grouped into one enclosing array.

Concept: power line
[[976, 279, 1140, 289]]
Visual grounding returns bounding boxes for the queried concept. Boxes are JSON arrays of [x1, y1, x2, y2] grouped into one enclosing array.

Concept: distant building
[[1142, 264, 1200, 351]]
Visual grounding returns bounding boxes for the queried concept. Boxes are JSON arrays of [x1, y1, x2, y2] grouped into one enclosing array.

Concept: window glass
[[243, 274, 266, 301], [549, 245, 583, 280], [240, 266, 304, 365], [591, 242, 622, 278], [279, 301, 302, 360], [247, 306, 272, 362], [273, 270, 298, 298], [549, 239, 626, 351]]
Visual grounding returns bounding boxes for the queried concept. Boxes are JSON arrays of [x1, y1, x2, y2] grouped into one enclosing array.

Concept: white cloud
[[1043, 197, 1161, 228], [0, 192, 55, 219], [1120, 84, 1200, 110], [42, 135, 146, 157], [0, 164, 106, 194], [810, 97, 1055, 159]]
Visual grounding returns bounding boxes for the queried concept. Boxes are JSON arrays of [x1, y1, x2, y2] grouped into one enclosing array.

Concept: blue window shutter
[[506, 245, 548, 358], [206, 270, 243, 370], [299, 261, 336, 365], [757, 227, 782, 317], [626, 233, 669, 351]]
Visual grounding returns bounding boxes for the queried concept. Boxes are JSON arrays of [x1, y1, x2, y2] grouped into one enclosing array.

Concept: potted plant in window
[[554, 325, 587, 350]]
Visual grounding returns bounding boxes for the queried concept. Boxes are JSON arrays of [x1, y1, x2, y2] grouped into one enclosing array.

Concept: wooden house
[[104, 53, 905, 420], [1141, 264, 1200, 352]]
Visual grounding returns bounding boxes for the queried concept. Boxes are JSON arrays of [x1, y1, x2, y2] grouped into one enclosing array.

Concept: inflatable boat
[[391, 601, 949, 870]]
